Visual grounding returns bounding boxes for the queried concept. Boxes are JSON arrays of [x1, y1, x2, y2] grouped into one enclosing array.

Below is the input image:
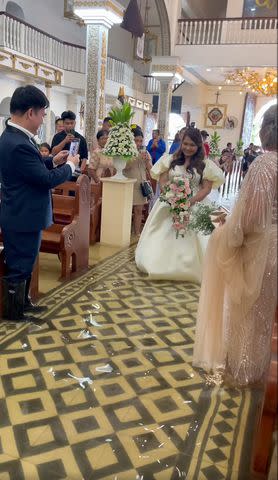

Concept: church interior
[[0, 0, 277, 479]]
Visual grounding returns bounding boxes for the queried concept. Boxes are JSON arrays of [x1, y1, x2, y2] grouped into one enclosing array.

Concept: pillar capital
[[150, 56, 184, 84], [73, 0, 124, 28]]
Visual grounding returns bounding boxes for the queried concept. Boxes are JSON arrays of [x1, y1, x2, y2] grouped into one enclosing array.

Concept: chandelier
[[225, 69, 277, 96]]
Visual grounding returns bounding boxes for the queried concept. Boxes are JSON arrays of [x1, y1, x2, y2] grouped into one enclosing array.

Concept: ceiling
[[185, 66, 278, 86]]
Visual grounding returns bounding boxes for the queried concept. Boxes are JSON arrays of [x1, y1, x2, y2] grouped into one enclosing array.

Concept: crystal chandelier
[[225, 69, 277, 96]]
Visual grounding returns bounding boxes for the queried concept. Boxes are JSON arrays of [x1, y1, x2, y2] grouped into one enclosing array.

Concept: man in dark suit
[[0, 85, 79, 322]]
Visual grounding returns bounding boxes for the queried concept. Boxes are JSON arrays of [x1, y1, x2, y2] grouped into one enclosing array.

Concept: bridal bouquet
[[160, 177, 192, 238], [160, 177, 217, 238]]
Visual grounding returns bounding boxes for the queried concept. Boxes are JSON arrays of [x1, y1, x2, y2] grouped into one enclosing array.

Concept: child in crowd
[[39, 143, 52, 157]]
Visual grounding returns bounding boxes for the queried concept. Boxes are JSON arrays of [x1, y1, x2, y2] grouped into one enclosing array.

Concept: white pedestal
[[100, 177, 136, 247]]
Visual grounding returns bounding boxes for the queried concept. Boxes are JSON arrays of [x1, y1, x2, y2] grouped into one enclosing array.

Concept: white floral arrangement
[[103, 103, 138, 160]]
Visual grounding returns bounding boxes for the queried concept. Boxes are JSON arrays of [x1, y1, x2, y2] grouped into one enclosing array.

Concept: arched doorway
[[0, 96, 11, 134], [252, 98, 277, 146], [5, 1, 25, 20]]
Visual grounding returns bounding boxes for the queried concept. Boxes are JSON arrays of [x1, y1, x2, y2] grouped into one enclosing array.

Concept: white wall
[[1, 0, 86, 46], [225, 0, 244, 17], [204, 86, 246, 149], [108, 25, 134, 65], [178, 83, 246, 149]]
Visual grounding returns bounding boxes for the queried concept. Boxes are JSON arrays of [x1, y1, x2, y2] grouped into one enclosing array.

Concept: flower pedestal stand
[[112, 157, 127, 179], [100, 177, 136, 247]]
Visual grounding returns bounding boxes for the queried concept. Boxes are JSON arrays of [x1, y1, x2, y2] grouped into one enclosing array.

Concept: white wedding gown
[[135, 154, 224, 283]]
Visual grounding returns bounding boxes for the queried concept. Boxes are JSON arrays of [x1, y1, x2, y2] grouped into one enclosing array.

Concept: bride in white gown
[[135, 128, 224, 283]]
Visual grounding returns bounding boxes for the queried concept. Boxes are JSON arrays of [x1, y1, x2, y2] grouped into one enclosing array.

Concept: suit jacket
[[0, 125, 73, 232]]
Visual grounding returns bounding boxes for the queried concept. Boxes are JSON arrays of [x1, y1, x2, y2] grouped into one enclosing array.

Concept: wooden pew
[[251, 311, 278, 479], [54, 178, 103, 245], [40, 174, 90, 279], [90, 182, 102, 244]]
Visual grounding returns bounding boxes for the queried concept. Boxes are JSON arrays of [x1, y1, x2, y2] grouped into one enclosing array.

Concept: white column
[[45, 81, 52, 143], [157, 79, 173, 144], [84, 24, 108, 149]]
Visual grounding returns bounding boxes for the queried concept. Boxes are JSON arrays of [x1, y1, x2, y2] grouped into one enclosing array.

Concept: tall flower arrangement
[[103, 102, 138, 160]]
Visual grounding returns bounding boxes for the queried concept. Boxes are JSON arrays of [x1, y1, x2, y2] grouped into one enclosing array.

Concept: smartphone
[[69, 138, 80, 156]]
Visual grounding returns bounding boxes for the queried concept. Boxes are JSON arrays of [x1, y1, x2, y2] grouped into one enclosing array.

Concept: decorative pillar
[[73, 0, 124, 149], [157, 79, 172, 140], [45, 81, 52, 142], [150, 56, 184, 144]]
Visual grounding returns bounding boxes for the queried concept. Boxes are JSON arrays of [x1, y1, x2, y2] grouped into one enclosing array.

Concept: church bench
[[53, 178, 102, 245], [40, 174, 90, 279], [251, 310, 277, 479]]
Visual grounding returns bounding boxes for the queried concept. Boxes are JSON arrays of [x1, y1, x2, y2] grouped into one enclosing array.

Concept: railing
[[145, 76, 161, 94], [0, 11, 147, 94], [177, 16, 277, 45], [0, 11, 86, 73], [106, 56, 134, 88]]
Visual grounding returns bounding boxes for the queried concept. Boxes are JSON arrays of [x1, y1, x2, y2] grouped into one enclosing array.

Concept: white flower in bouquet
[[103, 103, 138, 160]]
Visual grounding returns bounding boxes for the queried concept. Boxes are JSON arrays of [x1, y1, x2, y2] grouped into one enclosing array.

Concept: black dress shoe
[[24, 275, 48, 314], [24, 300, 48, 314]]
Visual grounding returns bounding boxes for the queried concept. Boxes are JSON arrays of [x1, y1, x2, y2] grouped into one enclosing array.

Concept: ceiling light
[[206, 68, 212, 72], [225, 69, 278, 96], [151, 72, 174, 77], [74, 7, 123, 27], [218, 86, 222, 90]]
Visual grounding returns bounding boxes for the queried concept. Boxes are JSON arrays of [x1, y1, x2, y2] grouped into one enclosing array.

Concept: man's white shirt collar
[[7, 120, 35, 140]]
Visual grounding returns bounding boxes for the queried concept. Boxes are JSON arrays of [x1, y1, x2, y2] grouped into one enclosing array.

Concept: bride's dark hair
[[170, 127, 205, 183]]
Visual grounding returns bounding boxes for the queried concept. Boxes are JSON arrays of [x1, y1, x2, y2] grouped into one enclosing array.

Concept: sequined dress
[[193, 151, 277, 386]]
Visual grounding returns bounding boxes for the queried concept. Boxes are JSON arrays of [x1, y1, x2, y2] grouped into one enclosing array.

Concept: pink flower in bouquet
[[159, 176, 193, 238]]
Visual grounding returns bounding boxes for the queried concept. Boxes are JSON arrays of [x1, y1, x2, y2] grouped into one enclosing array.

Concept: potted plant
[[103, 102, 138, 179], [209, 131, 221, 162]]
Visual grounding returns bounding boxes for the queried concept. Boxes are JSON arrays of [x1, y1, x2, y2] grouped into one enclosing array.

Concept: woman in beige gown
[[124, 127, 152, 235], [193, 105, 277, 386]]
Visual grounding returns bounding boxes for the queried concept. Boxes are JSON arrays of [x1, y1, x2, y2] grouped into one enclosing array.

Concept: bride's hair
[[170, 127, 205, 183], [260, 105, 277, 151]]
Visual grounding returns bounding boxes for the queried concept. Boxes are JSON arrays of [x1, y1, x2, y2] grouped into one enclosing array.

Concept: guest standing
[[147, 129, 166, 165], [201, 130, 210, 158], [88, 130, 114, 183], [169, 131, 181, 155], [124, 127, 152, 235], [51, 110, 88, 171], [0, 86, 79, 322], [55, 118, 64, 134], [39, 142, 52, 158], [193, 105, 277, 386]]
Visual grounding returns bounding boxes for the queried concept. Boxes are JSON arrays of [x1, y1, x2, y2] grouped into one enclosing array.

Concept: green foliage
[[188, 203, 216, 235], [108, 102, 134, 125], [235, 139, 244, 156], [209, 131, 221, 159]]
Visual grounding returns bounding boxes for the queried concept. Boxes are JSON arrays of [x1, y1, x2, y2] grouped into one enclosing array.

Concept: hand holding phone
[[69, 139, 80, 156]]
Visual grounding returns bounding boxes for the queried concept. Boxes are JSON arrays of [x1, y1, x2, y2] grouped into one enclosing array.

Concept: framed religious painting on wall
[[205, 104, 227, 129]]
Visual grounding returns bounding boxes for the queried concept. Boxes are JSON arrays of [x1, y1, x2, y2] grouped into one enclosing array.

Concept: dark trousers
[[1, 229, 41, 283]]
